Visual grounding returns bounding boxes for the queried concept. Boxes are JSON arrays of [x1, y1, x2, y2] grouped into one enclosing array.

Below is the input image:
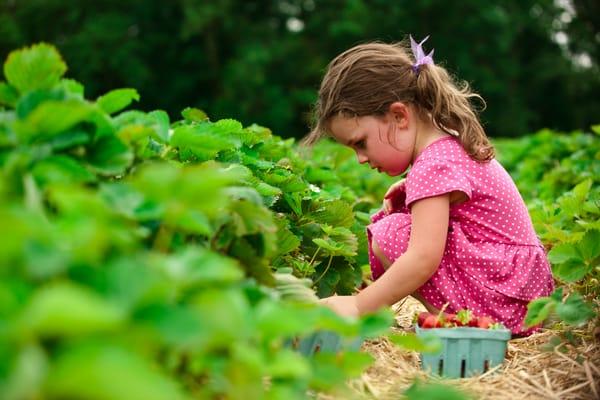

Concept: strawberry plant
[[495, 129, 599, 335], [0, 43, 404, 400]]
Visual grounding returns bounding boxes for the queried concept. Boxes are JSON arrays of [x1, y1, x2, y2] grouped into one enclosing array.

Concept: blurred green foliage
[[1, 42, 403, 400], [1, 0, 598, 139], [495, 127, 599, 331]]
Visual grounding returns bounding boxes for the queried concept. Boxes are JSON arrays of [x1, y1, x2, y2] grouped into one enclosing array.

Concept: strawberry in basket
[[415, 309, 504, 330]]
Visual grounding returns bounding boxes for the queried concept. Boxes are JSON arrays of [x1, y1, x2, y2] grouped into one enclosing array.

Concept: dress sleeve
[[405, 158, 472, 207]]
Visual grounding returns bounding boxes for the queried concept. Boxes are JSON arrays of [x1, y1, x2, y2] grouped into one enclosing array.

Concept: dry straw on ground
[[322, 297, 599, 400]]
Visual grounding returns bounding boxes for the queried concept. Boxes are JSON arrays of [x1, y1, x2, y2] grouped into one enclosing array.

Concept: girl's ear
[[388, 102, 410, 129]]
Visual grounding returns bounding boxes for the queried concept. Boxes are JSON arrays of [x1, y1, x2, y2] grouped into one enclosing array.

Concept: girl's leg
[[410, 291, 441, 314], [371, 239, 392, 269], [371, 240, 441, 314]]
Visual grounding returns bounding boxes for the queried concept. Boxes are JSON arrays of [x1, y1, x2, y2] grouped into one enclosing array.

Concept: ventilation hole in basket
[[438, 359, 444, 375], [314, 344, 321, 354], [483, 360, 490, 372], [460, 359, 466, 378]]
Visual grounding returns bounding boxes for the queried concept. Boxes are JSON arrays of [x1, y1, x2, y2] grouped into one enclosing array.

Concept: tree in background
[[1, 0, 597, 139]]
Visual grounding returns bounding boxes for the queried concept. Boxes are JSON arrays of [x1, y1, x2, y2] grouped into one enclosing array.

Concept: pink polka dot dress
[[367, 136, 554, 336]]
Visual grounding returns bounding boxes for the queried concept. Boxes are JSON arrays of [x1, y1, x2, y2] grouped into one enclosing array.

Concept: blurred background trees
[[1, 0, 598, 139]]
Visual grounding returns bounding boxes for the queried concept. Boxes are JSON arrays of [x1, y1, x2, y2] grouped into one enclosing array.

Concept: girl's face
[[329, 111, 416, 176]]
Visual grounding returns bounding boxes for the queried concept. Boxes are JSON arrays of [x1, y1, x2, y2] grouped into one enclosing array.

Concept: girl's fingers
[[383, 179, 405, 214], [383, 198, 391, 214], [384, 179, 406, 199]]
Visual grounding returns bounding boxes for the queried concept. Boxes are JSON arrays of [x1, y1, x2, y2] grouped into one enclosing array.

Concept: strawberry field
[[1, 44, 598, 399]]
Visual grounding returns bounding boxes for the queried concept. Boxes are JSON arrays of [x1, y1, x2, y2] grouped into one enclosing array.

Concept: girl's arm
[[356, 193, 450, 314]]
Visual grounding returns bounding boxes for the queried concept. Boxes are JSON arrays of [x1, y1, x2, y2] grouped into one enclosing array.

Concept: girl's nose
[[357, 152, 368, 164]]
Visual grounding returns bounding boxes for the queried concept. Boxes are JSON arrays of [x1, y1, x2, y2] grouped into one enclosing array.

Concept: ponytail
[[414, 65, 494, 162]]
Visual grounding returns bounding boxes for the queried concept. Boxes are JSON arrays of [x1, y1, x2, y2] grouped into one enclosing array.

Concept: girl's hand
[[319, 295, 360, 318], [383, 178, 406, 214]]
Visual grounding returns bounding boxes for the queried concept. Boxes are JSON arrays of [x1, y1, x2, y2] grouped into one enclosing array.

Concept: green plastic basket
[[287, 331, 363, 356], [416, 326, 511, 378]]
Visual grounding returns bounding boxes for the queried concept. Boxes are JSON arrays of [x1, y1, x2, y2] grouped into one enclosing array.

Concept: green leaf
[[316, 269, 340, 298], [255, 301, 319, 338], [577, 229, 600, 261], [170, 123, 241, 160], [333, 262, 362, 295], [15, 88, 65, 119], [548, 243, 581, 264], [553, 259, 589, 282], [175, 210, 213, 236], [134, 303, 206, 347], [357, 309, 393, 338], [181, 107, 208, 122], [14, 99, 94, 143], [32, 155, 96, 186], [273, 269, 318, 304], [58, 78, 84, 98], [389, 333, 443, 353], [147, 110, 170, 143], [555, 293, 595, 326], [572, 179, 592, 200], [162, 247, 244, 287], [190, 288, 253, 347], [404, 380, 470, 400], [96, 88, 140, 115], [550, 287, 564, 302], [100, 182, 158, 221], [213, 118, 244, 135], [224, 186, 264, 205], [46, 129, 90, 151], [0, 343, 47, 400], [284, 192, 303, 216], [309, 351, 373, 391], [229, 199, 277, 238], [266, 349, 311, 380], [240, 123, 272, 146], [87, 135, 133, 176], [313, 238, 344, 254], [21, 281, 126, 337], [306, 199, 354, 228], [4, 43, 67, 94], [274, 225, 301, 257], [0, 81, 18, 107], [524, 296, 556, 327], [47, 342, 188, 400]]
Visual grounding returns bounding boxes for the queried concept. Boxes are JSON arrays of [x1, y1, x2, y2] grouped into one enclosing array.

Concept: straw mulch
[[322, 297, 600, 400]]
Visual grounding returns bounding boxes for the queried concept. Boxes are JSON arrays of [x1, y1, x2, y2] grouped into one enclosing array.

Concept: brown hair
[[304, 39, 494, 162]]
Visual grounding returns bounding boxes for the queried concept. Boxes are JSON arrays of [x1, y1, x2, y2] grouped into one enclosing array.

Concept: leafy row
[[495, 129, 599, 330], [0, 43, 403, 400]]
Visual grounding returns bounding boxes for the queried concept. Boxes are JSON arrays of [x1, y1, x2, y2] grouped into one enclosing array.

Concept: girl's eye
[[354, 139, 365, 149]]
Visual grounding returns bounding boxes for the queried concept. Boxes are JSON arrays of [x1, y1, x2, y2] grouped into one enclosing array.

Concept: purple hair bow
[[410, 35, 435, 74]]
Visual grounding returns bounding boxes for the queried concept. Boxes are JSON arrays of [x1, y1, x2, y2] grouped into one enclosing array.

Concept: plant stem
[[309, 246, 321, 266], [313, 255, 333, 285]]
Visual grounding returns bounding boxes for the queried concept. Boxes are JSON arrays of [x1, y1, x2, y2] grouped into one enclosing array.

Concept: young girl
[[305, 36, 554, 336]]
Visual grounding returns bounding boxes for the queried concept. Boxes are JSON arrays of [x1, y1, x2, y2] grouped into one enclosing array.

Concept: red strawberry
[[416, 312, 432, 327], [443, 313, 457, 327], [422, 315, 443, 328], [477, 316, 495, 329]]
